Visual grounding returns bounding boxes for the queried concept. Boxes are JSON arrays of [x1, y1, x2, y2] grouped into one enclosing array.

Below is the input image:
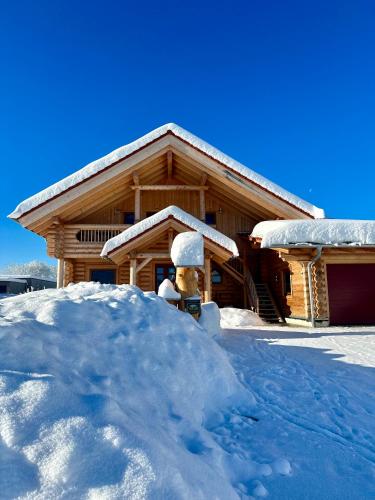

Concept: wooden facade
[[19, 126, 372, 324]]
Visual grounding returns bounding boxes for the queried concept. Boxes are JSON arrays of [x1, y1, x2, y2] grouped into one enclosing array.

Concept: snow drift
[[0, 283, 255, 499], [220, 308, 265, 328]]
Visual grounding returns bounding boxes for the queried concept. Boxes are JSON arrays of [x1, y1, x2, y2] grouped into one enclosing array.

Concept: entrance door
[[155, 264, 175, 291]]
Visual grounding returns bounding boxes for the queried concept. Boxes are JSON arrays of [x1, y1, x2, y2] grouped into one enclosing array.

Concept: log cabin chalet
[[10, 124, 375, 326]]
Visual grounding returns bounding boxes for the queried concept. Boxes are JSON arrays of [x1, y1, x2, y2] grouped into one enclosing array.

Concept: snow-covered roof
[[101, 205, 239, 257], [252, 219, 375, 248], [9, 123, 324, 220], [0, 276, 27, 284], [0, 274, 56, 282]]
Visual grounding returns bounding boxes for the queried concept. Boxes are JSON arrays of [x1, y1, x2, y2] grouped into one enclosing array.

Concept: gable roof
[[101, 205, 239, 258], [9, 123, 324, 221]]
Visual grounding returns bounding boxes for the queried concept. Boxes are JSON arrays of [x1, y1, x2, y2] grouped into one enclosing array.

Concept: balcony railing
[[75, 226, 127, 243], [63, 224, 129, 257]]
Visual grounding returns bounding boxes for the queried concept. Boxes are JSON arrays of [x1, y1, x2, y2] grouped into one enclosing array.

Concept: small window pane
[[205, 212, 216, 225], [211, 270, 222, 284], [90, 269, 116, 284], [124, 212, 135, 224], [283, 271, 292, 295]]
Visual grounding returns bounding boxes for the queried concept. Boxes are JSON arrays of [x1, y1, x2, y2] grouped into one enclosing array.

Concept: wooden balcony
[[62, 224, 129, 258]]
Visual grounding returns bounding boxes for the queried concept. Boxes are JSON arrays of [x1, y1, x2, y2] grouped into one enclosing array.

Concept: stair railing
[[244, 268, 259, 313]]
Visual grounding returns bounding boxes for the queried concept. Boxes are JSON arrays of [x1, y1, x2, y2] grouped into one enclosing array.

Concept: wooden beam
[[204, 256, 211, 302], [134, 188, 141, 222], [168, 228, 174, 253], [133, 172, 140, 186], [199, 190, 206, 221], [167, 151, 173, 179], [57, 258, 65, 288], [130, 185, 209, 191], [136, 252, 170, 259], [136, 257, 152, 274], [129, 258, 137, 285], [200, 173, 208, 185]]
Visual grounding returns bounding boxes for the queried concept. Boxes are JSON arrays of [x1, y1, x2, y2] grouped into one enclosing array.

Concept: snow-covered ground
[[0, 285, 374, 499], [218, 324, 375, 499]]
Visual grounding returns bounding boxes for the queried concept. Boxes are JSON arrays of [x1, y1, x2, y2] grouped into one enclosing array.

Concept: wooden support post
[[167, 151, 173, 179], [57, 258, 65, 289], [130, 258, 137, 285], [204, 256, 211, 302], [200, 190, 206, 221], [168, 228, 174, 253], [134, 188, 141, 222]]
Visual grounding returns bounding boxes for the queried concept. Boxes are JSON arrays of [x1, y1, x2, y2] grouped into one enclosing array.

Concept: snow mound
[[171, 231, 204, 267], [157, 278, 181, 300], [199, 302, 221, 337], [0, 283, 255, 499], [252, 219, 375, 248], [9, 123, 324, 220], [221, 307, 265, 328]]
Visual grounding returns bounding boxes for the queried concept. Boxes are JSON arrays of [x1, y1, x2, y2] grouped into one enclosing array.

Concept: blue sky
[[1, 0, 374, 268]]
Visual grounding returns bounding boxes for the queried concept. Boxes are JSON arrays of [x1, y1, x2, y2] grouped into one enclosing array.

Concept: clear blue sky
[[1, 0, 374, 268]]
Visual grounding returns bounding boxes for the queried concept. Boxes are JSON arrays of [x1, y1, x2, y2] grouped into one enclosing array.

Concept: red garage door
[[326, 264, 375, 325]]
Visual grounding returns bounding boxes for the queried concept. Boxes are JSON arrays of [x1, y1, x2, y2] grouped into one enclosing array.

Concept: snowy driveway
[[218, 326, 375, 499]]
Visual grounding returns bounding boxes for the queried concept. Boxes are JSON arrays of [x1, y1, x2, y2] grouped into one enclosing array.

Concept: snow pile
[[157, 278, 181, 300], [221, 307, 265, 328], [252, 219, 375, 248], [9, 123, 324, 220], [101, 205, 239, 257], [198, 302, 221, 337], [171, 231, 204, 267], [0, 283, 258, 499]]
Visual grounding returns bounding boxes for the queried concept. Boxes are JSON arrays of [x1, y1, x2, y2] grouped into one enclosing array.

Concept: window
[[124, 212, 135, 224], [155, 264, 175, 290], [0, 285, 7, 293], [90, 269, 116, 284], [283, 271, 292, 295], [211, 270, 222, 284], [205, 212, 216, 225], [146, 211, 157, 218]]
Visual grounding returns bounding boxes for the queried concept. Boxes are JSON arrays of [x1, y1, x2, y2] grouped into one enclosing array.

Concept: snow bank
[[157, 278, 181, 300], [171, 231, 204, 267], [199, 302, 221, 337], [252, 219, 375, 248], [0, 283, 255, 499], [9, 123, 324, 220], [221, 307, 265, 328], [101, 205, 239, 257]]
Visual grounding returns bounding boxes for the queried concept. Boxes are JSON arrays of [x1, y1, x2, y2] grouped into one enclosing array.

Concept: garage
[[326, 264, 375, 325]]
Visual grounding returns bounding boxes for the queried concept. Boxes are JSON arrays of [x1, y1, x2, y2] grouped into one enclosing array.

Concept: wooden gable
[[12, 131, 316, 237]]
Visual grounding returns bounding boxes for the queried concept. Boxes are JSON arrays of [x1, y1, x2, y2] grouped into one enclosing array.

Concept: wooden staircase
[[254, 283, 284, 324], [223, 257, 285, 324]]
